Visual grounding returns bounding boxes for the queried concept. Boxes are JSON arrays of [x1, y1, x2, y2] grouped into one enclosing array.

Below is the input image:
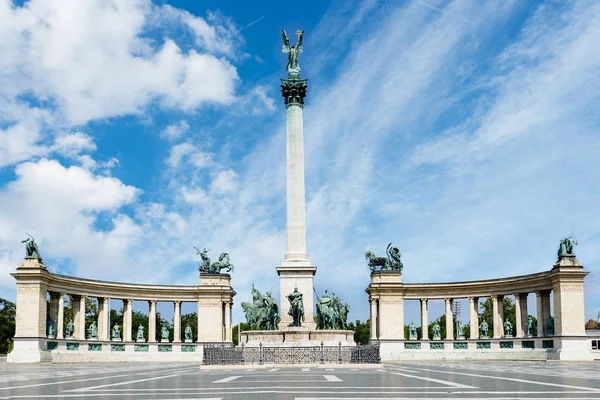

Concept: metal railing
[[202, 341, 380, 365]]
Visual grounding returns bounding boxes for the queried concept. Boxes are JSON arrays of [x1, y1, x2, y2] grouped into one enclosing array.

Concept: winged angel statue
[[281, 29, 304, 77]]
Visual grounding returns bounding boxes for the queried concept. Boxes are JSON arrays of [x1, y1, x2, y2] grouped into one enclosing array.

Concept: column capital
[[281, 78, 308, 106], [174, 300, 181, 305], [148, 300, 157, 305], [420, 298, 428, 303]]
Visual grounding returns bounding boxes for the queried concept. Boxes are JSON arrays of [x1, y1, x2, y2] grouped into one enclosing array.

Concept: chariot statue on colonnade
[[365, 243, 403, 272], [21, 233, 41, 259], [195, 247, 234, 274], [558, 237, 577, 259]]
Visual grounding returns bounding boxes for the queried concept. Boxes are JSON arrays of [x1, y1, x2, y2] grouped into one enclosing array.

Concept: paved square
[[0, 361, 599, 399]]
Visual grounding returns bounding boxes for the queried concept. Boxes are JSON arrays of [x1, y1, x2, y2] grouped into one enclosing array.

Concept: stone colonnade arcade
[[7, 258, 235, 363], [366, 254, 590, 361]]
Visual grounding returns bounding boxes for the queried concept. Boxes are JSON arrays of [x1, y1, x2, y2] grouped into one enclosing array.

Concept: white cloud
[[161, 120, 190, 141], [210, 169, 238, 194], [167, 143, 197, 168]]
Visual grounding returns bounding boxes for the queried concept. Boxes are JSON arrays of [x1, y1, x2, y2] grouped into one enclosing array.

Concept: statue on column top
[[281, 29, 304, 78], [21, 233, 41, 259], [558, 237, 577, 259]]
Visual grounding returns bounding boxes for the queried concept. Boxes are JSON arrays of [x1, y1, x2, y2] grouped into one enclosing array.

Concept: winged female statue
[[281, 29, 304, 77]]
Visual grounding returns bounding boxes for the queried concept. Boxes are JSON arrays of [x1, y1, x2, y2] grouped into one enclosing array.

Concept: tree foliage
[[479, 297, 516, 332], [0, 298, 16, 354]]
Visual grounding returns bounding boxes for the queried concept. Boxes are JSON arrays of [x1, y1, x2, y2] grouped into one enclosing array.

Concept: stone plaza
[[1, 361, 600, 399]]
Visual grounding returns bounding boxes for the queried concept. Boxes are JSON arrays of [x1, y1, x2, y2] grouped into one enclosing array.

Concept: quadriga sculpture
[[196, 247, 234, 274], [366, 243, 403, 272]]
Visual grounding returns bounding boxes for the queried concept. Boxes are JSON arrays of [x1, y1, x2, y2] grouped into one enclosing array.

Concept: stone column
[[469, 297, 479, 339], [57, 293, 65, 339], [369, 299, 377, 340], [72, 295, 82, 339], [197, 300, 202, 343], [48, 292, 60, 337], [518, 293, 528, 337], [281, 78, 310, 266], [492, 295, 504, 338], [78, 295, 86, 340], [97, 297, 110, 341], [540, 290, 551, 336], [224, 301, 232, 342], [148, 301, 157, 343], [514, 294, 522, 338], [445, 298, 453, 340], [536, 291, 544, 337], [124, 299, 133, 342], [420, 299, 429, 340], [173, 301, 181, 343]]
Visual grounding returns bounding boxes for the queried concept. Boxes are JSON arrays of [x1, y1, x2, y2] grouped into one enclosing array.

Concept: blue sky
[[0, 0, 598, 326]]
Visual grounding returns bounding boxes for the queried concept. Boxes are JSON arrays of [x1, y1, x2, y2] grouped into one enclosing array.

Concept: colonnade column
[[224, 301, 232, 342], [98, 297, 110, 341], [124, 299, 133, 342], [536, 291, 544, 337], [78, 295, 86, 340], [420, 299, 429, 340], [148, 301, 157, 343], [540, 290, 551, 336], [48, 292, 60, 336], [515, 294, 523, 338], [469, 297, 479, 339], [57, 293, 65, 339], [445, 299, 453, 340], [518, 293, 528, 337], [173, 301, 181, 343], [197, 300, 202, 343], [492, 295, 504, 338], [369, 299, 377, 341]]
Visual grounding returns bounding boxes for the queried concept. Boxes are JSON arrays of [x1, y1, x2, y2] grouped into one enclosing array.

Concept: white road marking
[[212, 375, 242, 383], [325, 368, 334, 371], [268, 368, 279, 372], [411, 367, 600, 392], [323, 375, 342, 382], [301, 368, 310, 372], [66, 371, 192, 392], [391, 372, 477, 389], [0, 367, 196, 392]]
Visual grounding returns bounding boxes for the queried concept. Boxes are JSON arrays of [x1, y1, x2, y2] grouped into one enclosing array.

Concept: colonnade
[[366, 254, 589, 360], [369, 291, 553, 341], [45, 293, 233, 343]]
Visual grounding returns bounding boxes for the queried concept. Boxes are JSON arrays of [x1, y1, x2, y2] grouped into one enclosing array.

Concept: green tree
[[479, 297, 516, 334], [0, 298, 16, 353], [232, 322, 250, 346], [352, 320, 370, 345]]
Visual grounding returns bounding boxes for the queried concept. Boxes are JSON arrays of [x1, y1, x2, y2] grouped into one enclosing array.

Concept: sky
[[0, 0, 598, 326]]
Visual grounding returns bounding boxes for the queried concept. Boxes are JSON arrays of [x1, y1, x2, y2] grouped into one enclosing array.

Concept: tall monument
[[277, 29, 317, 329]]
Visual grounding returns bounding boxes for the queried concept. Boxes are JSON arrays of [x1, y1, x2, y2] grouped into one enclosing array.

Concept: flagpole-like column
[[277, 76, 316, 330]]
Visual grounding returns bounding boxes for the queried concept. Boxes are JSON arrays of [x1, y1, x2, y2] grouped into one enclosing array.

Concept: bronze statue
[[241, 285, 280, 330], [196, 247, 234, 274], [21, 233, 41, 259], [287, 286, 304, 327], [366, 243, 403, 272], [281, 29, 304, 78], [558, 237, 577, 258]]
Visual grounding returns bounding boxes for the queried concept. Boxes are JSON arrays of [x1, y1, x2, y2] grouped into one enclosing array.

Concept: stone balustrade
[[366, 254, 590, 361], [7, 257, 235, 363]]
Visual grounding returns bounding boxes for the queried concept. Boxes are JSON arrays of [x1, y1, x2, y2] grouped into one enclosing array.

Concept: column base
[[7, 338, 52, 363]]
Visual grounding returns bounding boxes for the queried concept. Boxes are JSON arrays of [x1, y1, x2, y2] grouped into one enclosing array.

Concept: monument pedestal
[[240, 329, 356, 347], [276, 265, 317, 330]]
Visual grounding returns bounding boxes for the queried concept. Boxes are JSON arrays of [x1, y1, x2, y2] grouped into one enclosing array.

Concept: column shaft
[[224, 302, 232, 342], [197, 301, 202, 343], [515, 294, 523, 338], [445, 299, 453, 340], [541, 290, 551, 336], [103, 298, 110, 341], [536, 292, 544, 337], [469, 297, 479, 339], [57, 293, 65, 339], [148, 301, 157, 343], [492, 295, 504, 338], [283, 103, 309, 263], [519, 293, 529, 336], [79, 295, 86, 340], [369, 299, 377, 340], [420, 299, 429, 340], [173, 301, 181, 343], [124, 299, 133, 342]]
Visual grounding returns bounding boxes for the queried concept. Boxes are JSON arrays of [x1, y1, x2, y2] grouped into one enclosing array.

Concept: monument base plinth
[[240, 329, 356, 347]]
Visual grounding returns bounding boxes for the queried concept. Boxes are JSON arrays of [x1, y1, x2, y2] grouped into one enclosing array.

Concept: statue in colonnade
[[111, 323, 121, 341], [161, 326, 169, 342], [65, 320, 74, 338], [87, 321, 98, 339], [503, 319, 513, 337], [432, 322, 441, 340], [137, 325, 145, 342], [184, 325, 193, 342], [479, 320, 489, 338]]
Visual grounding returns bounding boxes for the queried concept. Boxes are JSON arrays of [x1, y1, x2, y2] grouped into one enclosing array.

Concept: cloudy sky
[[0, 0, 598, 325]]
